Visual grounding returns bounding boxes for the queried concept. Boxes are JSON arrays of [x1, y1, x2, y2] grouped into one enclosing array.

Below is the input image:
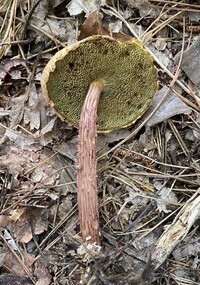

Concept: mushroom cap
[[41, 35, 157, 132]]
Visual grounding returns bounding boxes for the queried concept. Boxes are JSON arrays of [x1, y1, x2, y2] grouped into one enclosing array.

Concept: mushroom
[[41, 35, 157, 245]]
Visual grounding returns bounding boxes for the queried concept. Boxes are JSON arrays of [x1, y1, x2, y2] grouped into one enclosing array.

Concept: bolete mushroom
[[41, 35, 157, 245]]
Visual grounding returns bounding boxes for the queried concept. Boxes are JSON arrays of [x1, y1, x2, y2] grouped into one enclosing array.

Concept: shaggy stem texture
[[77, 80, 103, 244]]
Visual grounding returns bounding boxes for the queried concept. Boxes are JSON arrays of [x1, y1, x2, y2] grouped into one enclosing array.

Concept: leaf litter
[[0, 0, 200, 284]]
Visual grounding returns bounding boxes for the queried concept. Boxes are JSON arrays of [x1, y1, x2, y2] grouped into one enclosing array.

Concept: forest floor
[[0, 0, 200, 284]]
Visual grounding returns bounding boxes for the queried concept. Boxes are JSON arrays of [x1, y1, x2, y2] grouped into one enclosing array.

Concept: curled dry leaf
[[0, 59, 27, 84], [79, 10, 133, 41]]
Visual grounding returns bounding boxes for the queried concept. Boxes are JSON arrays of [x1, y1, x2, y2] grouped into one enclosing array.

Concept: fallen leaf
[[57, 196, 73, 220], [109, 20, 122, 33], [174, 36, 200, 88], [0, 147, 35, 179], [4, 129, 35, 149], [125, 186, 149, 211], [0, 59, 27, 84], [79, 10, 105, 40], [37, 117, 57, 136], [147, 43, 172, 68], [33, 116, 57, 147], [55, 139, 77, 161], [67, 0, 98, 16], [13, 208, 49, 243], [30, 166, 44, 183], [139, 132, 156, 151], [153, 37, 167, 51], [51, 0, 66, 9], [97, 129, 132, 151], [132, 232, 156, 251], [2, 248, 34, 277], [138, 2, 159, 18], [9, 94, 28, 128], [79, 10, 133, 41], [9, 69, 22, 80], [24, 84, 41, 130], [154, 181, 179, 213], [146, 86, 192, 127], [30, 1, 76, 44]]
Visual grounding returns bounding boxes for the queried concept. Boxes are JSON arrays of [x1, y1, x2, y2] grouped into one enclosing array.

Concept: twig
[[151, 188, 200, 269]]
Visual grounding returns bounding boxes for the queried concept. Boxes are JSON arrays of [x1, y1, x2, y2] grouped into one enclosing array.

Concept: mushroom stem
[[77, 80, 104, 244]]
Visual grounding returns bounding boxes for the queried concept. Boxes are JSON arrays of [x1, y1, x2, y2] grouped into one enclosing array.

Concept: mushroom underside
[[43, 36, 157, 132]]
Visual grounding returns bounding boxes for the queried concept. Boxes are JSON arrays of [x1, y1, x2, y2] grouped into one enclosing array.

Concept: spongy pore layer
[[41, 35, 157, 132]]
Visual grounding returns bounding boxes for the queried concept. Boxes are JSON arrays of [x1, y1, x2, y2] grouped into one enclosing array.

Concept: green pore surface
[[46, 36, 157, 132]]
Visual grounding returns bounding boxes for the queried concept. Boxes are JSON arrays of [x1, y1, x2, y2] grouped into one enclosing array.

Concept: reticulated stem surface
[[77, 80, 103, 244]]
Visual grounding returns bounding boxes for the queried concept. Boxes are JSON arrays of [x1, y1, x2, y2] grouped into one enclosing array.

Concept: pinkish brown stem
[[77, 80, 103, 244]]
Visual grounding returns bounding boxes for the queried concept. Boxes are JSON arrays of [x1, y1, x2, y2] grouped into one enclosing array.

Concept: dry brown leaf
[[79, 10, 133, 41], [13, 208, 49, 243], [3, 248, 34, 276], [24, 84, 41, 130], [79, 10, 105, 40]]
